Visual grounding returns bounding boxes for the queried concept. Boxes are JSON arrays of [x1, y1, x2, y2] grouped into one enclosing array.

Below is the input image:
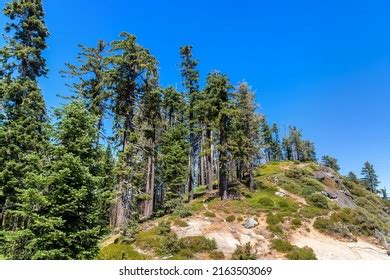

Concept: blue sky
[[1, 0, 389, 191]]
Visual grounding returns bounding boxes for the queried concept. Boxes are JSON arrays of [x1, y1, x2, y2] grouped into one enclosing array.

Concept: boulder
[[275, 191, 286, 197], [243, 217, 258, 229], [322, 190, 338, 199]]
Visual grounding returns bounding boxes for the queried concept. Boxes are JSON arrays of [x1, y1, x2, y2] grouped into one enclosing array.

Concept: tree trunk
[[143, 151, 155, 218]]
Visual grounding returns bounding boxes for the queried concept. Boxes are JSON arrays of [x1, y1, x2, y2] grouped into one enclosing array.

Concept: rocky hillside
[[98, 162, 390, 260]]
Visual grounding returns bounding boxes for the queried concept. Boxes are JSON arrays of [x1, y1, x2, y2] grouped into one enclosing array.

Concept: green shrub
[[259, 197, 274, 207], [174, 206, 192, 218], [307, 193, 329, 209], [267, 224, 283, 234], [266, 213, 283, 225], [172, 218, 189, 227], [204, 211, 216, 218], [300, 205, 328, 219], [97, 244, 148, 260], [178, 236, 217, 252], [271, 239, 294, 253], [157, 232, 180, 256], [225, 215, 236, 222], [278, 200, 289, 208], [237, 216, 243, 222], [313, 217, 332, 232], [285, 169, 305, 179], [231, 243, 257, 260], [169, 248, 194, 260], [209, 251, 225, 260], [286, 246, 317, 260], [292, 218, 302, 227]]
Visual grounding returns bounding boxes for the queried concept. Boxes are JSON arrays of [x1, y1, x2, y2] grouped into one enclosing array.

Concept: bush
[[278, 200, 289, 208], [204, 211, 216, 218], [307, 193, 329, 209], [266, 213, 282, 225], [286, 246, 317, 260], [178, 236, 217, 252], [172, 218, 189, 227], [259, 197, 274, 207], [225, 215, 236, 222], [169, 248, 194, 260], [97, 244, 148, 260], [156, 220, 172, 235], [209, 251, 225, 260], [292, 218, 302, 227], [174, 207, 192, 218], [231, 243, 257, 260], [237, 216, 243, 222], [271, 239, 293, 253], [267, 224, 283, 234]]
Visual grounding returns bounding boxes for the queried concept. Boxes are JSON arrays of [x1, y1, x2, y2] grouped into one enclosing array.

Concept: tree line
[[0, 0, 386, 260]]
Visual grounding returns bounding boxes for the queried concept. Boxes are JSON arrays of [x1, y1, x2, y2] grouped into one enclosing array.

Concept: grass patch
[[178, 236, 217, 252], [97, 244, 149, 260], [172, 218, 189, 227]]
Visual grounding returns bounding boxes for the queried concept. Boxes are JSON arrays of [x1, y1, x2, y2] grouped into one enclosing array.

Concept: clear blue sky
[[1, 0, 389, 191]]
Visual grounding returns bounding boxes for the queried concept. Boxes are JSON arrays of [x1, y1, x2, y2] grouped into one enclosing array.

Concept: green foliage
[[225, 215, 236, 222], [209, 250, 225, 260], [172, 218, 189, 227], [178, 236, 217, 252], [97, 244, 148, 260], [286, 246, 317, 260], [204, 211, 216, 218], [307, 193, 329, 209], [271, 239, 294, 253], [361, 161, 380, 193], [259, 197, 274, 207], [321, 155, 340, 172], [292, 218, 302, 226], [231, 243, 257, 260]]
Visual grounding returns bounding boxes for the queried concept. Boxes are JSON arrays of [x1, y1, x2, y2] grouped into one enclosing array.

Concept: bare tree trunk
[[143, 140, 155, 218], [248, 163, 255, 191]]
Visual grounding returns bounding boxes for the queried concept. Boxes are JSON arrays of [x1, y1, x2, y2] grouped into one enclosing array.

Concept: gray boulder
[[243, 217, 258, 229]]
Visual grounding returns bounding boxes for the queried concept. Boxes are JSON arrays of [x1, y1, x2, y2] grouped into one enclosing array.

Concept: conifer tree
[[204, 72, 232, 199], [139, 77, 161, 218], [180, 46, 200, 201], [159, 87, 188, 212], [0, 0, 50, 231], [62, 40, 110, 145], [46, 101, 102, 259], [270, 124, 282, 161], [260, 118, 273, 162], [108, 33, 157, 227], [361, 161, 380, 193], [347, 171, 359, 183], [321, 155, 340, 172], [230, 82, 261, 189]]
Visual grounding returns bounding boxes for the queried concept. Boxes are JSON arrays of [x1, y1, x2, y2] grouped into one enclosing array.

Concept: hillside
[[98, 161, 390, 260]]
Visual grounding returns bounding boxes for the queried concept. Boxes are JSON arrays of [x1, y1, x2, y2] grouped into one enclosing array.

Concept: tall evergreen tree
[[361, 161, 380, 193], [180, 46, 200, 201], [230, 82, 261, 189], [108, 32, 157, 228], [260, 117, 273, 162], [45, 101, 102, 259], [159, 87, 188, 212], [138, 77, 161, 218], [0, 0, 50, 231], [204, 72, 232, 199], [270, 123, 282, 161], [62, 40, 110, 145]]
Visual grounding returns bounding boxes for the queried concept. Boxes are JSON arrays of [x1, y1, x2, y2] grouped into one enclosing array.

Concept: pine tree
[[204, 72, 232, 199], [260, 117, 273, 162], [321, 155, 340, 172], [138, 77, 162, 218], [46, 101, 102, 259], [361, 161, 380, 193], [270, 123, 282, 161], [347, 171, 359, 183], [159, 87, 188, 212], [62, 40, 110, 145], [0, 0, 50, 233], [108, 33, 157, 227], [380, 188, 388, 200], [180, 46, 200, 201], [230, 82, 261, 189]]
